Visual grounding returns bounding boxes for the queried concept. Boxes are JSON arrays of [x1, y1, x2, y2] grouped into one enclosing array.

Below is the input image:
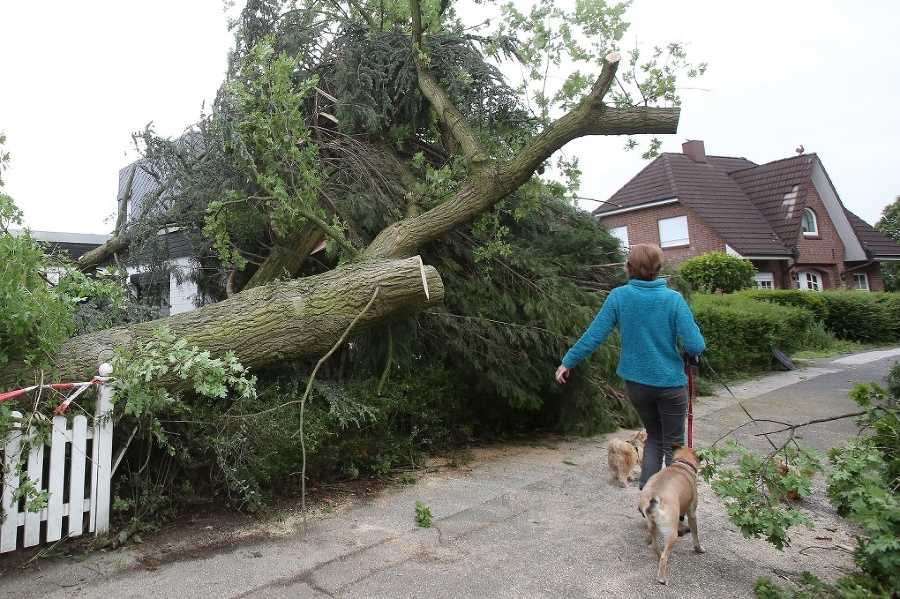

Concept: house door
[[797, 270, 821, 291]]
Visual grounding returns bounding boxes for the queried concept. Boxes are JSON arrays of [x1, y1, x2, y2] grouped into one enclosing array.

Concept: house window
[[797, 270, 821, 291], [853, 273, 870, 291], [658, 216, 689, 248], [609, 226, 629, 249], [129, 270, 172, 315], [801, 208, 818, 236], [754, 272, 775, 290]]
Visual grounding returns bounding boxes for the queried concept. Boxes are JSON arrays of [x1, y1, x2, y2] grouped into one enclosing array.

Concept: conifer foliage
[[63, 0, 699, 432]]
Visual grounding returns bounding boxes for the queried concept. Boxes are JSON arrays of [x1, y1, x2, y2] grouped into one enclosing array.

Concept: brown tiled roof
[[598, 153, 791, 257], [844, 209, 900, 259], [728, 154, 815, 247]]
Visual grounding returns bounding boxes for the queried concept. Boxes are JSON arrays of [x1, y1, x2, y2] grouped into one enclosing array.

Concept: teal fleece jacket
[[561, 278, 705, 387]]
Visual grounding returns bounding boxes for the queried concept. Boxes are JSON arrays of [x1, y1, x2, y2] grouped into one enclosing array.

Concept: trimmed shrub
[[690, 294, 815, 377], [741, 289, 900, 344], [678, 252, 756, 294], [870, 292, 900, 342], [819, 291, 900, 343], [739, 289, 830, 323]]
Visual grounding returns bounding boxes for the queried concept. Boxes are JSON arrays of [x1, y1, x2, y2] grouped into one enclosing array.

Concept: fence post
[[0, 413, 24, 552], [91, 363, 114, 536]]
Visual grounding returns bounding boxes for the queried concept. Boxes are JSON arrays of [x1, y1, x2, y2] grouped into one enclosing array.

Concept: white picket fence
[[1, 366, 114, 553]]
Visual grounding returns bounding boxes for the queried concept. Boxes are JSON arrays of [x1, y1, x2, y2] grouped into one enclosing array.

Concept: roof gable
[[118, 129, 208, 222], [600, 155, 678, 209]]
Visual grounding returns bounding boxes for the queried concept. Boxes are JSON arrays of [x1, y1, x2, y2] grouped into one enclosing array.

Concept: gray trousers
[[625, 381, 688, 488]]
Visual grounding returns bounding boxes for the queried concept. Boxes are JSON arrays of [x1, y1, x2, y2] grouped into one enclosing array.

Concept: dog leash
[[683, 354, 696, 448], [699, 356, 737, 400]]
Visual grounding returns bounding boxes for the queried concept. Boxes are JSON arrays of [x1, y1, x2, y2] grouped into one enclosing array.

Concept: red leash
[[684, 355, 695, 448]]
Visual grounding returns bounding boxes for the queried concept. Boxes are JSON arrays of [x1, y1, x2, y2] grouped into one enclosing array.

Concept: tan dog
[[607, 429, 647, 487], [772, 458, 810, 504], [637, 444, 705, 585]]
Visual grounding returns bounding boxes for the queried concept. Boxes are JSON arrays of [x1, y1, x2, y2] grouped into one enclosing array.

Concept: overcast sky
[[1, 1, 898, 236]]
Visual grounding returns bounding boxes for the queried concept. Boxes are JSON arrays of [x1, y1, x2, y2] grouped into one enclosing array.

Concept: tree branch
[[361, 51, 679, 261], [242, 221, 326, 290], [754, 411, 867, 437], [409, 0, 491, 170]]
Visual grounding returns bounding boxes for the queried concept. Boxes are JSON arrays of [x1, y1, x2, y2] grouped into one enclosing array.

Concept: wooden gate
[[1, 366, 113, 553]]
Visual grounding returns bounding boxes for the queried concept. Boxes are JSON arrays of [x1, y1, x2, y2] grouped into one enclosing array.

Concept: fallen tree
[[8, 0, 694, 412], [1, 2, 706, 529], [18, 57, 677, 386]]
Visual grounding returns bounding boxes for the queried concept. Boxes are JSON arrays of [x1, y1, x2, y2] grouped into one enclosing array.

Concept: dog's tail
[[640, 497, 666, 519], [644, 497, 675, 546]]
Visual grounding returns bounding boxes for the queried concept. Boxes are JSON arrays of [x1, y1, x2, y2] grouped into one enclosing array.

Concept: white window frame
[[754, 272, 775, 290], [853, 273, 870, 291], [658, 215, 689, 248], [801, 208, 818, 236], [609, 226, 629, 250], [797, 270, 821, 291]]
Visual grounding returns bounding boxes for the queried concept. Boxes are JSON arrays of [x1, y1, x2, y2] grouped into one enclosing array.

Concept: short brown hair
[[625, 244, 664, 281]]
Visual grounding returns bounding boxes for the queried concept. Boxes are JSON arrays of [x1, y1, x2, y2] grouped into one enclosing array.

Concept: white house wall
[[810, 161, 867, 261], [127, 257, 198, 317], [168, 257, 197, 315]]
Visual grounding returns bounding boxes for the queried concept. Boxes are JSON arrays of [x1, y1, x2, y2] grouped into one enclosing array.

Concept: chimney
[[682, 140, 708, 163]]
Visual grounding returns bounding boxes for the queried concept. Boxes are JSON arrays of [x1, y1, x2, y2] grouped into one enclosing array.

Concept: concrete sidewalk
[[1, 347, 898, 598]]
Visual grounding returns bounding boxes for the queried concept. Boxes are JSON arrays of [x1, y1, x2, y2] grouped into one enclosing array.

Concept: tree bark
[[76, 235, 132, 272], [243, 222, 326, 290], [76, 163, 138, 272], [5, 257, 442, 385]]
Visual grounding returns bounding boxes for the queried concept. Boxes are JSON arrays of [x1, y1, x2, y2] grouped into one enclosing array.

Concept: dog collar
[[671, 459, 698, 475]]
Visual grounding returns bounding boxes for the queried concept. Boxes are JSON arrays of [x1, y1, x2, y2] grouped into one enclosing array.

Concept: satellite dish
[[770, 346, 795, 370]]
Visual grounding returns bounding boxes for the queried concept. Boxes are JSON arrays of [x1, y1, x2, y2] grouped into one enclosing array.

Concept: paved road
[[1, 347, 898, 599]]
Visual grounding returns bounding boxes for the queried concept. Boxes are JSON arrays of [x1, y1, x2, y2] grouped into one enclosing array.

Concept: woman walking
[[555, 243, 705, 488]]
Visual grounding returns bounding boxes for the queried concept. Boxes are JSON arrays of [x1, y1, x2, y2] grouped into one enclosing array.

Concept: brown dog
[[772, 458, 810, 504], [637, 444, 705, 585], [607, 429, 647, 487]]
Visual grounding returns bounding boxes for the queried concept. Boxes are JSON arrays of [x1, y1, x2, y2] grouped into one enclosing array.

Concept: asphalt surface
[[2, 346, 899, 598]]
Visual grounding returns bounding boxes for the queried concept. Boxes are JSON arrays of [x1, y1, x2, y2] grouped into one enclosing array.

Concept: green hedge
[[739, 289, 830, 323], [819, 291, 900, 343], [741, 290, 900, 343], [690, 294, 815, 376]]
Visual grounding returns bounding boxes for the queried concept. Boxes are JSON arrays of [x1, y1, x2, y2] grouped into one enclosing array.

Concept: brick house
[[594, 141, 900, 291]]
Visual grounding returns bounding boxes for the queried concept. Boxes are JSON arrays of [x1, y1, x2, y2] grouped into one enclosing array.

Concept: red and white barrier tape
[[0, 378, 104, 414]]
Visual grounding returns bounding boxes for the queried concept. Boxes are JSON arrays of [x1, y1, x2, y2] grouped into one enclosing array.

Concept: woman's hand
[[555, 364, 570, 384]]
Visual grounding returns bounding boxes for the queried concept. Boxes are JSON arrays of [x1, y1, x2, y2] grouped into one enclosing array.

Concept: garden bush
[[690, 294, 815, 377], [739, 289, 830, 324], [819, 291, 900, 343], [740, 289, 900, 344], [678, 251, 757, 294]]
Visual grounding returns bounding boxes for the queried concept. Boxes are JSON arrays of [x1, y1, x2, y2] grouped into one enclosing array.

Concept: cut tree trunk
[[4, 257, 442, 387]]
